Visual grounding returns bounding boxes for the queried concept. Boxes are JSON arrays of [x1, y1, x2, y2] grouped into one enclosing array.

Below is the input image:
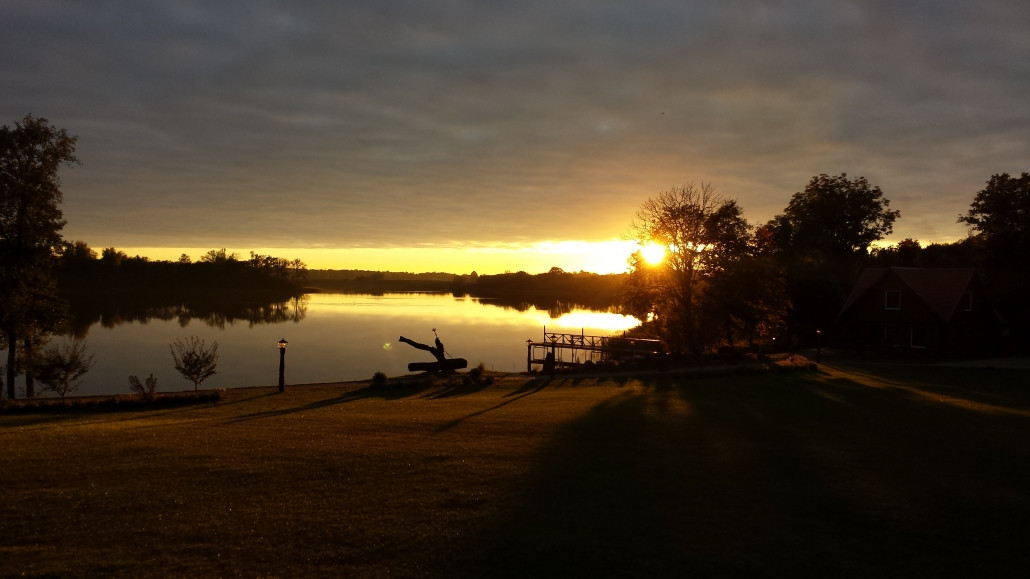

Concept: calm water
[[18, 293, 639, 397]]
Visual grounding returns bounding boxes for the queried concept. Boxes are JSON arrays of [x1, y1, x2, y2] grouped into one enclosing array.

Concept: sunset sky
[[3, 1, 1028, 274]]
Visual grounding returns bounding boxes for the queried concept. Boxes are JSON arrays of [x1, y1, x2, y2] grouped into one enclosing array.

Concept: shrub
[[128, 374, 158, 401], [464, 362, 493, 386], [371, 371, 388, 387]]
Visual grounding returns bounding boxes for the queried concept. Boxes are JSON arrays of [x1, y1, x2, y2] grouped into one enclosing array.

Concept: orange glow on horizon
[[109, 240, 641, 275]]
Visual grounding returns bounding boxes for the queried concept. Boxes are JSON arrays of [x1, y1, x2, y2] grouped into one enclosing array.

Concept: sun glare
[[641, 242, 666, 265]]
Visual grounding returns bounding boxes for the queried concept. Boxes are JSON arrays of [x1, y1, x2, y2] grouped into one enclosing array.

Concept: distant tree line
[[58, 245, 308, 298], [305, 270, 455, 293], [305, 268, 628, 314], [625, 172, 1030, 356], [452, 269, 627, 314]]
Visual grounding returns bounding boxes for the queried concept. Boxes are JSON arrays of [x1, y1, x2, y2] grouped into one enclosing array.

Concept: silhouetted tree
[[958, 172, 1030, 267], [201, 248, 238, 264], [34, 339, 95, 400], [958, 172, 1030, 327], [626, 182, 750, 354], [868, 238, 924, 267], [701, 252, 790, 349], [170, 336, 219, 390], [61, 240, 97, 267], [769, 173, 900, 261], [1, 115, 77, 399], [100, 247, 127, 268], [764, 173, 900, 337]]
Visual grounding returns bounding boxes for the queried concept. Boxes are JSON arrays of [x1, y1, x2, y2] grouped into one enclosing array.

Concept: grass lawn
[[3, 362, 1030, 577]]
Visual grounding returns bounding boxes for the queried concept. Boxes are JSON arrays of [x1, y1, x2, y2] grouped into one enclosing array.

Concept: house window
[[963, 292, 973, 312], [910, 327, 929, 349], [884, 325, 901, 347], [885, 290, 901, 310]]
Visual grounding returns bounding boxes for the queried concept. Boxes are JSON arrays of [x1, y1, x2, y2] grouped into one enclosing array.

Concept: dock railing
[[525, 327, 662, 371]]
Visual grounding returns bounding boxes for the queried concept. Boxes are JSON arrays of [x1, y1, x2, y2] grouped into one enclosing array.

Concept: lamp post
[[815, 329, 822, 364], [277, 338, 288, 393]]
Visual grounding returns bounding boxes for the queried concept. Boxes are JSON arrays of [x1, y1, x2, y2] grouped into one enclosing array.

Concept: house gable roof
[[838, 267, 977, 323]]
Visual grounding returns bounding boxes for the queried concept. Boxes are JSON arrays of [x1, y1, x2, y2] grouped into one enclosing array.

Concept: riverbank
[[4, 362, 1030, 576]]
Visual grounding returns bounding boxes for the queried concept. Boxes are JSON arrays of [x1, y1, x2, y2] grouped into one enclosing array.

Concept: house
[[836, 267, 1004, 356]]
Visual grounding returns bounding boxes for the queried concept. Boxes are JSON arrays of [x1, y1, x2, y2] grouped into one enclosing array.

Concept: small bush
[[128, 373, 158, 401], [371, 371, 388, 387], [463, 362, 493, 386]]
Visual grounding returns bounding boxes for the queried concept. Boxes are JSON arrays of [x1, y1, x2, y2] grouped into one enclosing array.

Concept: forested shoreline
[[305, 268, 627, 312]]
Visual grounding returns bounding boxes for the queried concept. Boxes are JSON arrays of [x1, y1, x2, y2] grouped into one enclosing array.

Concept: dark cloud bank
[[3, 1, 1028, 250]]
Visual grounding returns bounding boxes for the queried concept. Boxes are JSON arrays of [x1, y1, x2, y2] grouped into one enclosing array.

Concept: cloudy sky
[[3, 1, 1028, 273]]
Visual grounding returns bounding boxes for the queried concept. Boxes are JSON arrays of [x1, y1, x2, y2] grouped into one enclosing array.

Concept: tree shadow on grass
[[435, 378, 552, 433], [338, 382, 436, 402], [425, 380, 494, 400], [504, 377, 552, 397], [224, 394, 354, 423], [435, 369, 1030, 578]]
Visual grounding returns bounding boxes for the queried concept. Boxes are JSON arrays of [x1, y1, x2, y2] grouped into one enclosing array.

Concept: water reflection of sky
[[303, 293, 640, 333], [21, 293, 638, 398]]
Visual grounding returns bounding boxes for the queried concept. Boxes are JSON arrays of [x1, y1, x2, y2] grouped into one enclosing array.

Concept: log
[[407, 358, 468, 372], [399, 335, 446, 362]]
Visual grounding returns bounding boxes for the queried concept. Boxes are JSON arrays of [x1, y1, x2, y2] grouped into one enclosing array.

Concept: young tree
[[170, 336, 219, 390], [34, 339, 95, 400], [626, 182, 751, 354], [1, 115, 77, 399]]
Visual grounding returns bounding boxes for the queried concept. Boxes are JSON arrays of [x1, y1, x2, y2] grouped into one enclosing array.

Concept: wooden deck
[[525, 328, 662, 371]]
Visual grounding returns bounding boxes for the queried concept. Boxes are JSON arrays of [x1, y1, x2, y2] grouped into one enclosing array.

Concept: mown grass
[[2, 362, 1030, 578]]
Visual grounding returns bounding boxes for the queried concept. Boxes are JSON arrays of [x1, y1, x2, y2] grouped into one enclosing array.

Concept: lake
[[16, 292, 640, 397]]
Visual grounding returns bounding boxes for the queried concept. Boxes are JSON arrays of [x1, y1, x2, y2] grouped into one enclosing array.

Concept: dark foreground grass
[[3, 363, 1030, 578]]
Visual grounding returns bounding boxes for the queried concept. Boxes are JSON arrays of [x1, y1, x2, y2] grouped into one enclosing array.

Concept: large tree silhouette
[[626, 182, 751, 354], [767, 173, 899, 262], [764, 173, 899, 336], [958, 172, 1030, 325], [959, 172, 1030, 266], [1, 115, 77, 398]]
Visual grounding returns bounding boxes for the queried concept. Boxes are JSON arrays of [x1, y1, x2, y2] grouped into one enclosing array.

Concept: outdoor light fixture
[[278, 338, 288, 393]]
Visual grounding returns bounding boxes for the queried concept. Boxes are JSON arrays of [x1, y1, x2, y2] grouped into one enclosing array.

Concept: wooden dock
[[525, 327, 662, 372]]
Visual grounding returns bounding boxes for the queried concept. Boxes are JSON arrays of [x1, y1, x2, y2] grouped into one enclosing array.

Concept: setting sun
[[641, 242, 666, 265]]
